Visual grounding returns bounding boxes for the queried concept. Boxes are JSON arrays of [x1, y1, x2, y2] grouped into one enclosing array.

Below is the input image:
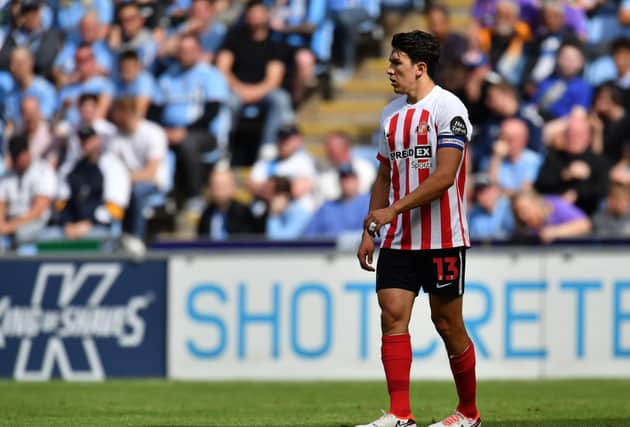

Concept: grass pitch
[[0, 380, 628, 426]]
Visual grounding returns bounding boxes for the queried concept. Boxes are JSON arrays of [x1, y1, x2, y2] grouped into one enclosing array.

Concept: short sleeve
[[219, 29, 239, 54], [204, 67, 229, 101], [34, 163, 57, 199], [0, 178, 9, 202], [307, 0, 326, 25], [102, 155, 131, 208], [99, 78, 115, 96], [436, 95, 472, 152], [137, 73, 157, 98], [34, 78, 58, 120], [376, 112, 390, 164], [148, 125, 168, 160], [250, 160, 269, 183], [96, 0, 114, 24]]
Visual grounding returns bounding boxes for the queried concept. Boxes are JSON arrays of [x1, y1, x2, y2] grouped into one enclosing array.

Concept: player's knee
[[380, 308, 408, 333], [431, 314, 463, 339]]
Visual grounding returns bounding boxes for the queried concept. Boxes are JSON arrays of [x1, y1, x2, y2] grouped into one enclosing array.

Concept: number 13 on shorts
[[432, 256, 459, 281]]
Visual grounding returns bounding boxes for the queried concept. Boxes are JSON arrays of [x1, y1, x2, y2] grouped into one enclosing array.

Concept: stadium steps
[[297, 0, 472, 145]]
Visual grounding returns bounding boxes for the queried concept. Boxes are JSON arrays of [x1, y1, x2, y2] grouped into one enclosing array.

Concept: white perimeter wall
[[168, 249, 630, 379]]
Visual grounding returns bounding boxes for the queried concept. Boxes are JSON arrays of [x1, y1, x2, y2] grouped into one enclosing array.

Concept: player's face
[[387, 50, 422, 95]]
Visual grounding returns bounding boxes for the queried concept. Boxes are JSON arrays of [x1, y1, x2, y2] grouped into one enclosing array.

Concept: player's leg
[[426, 248, 480, 427], [355, 249, 419, 427], [379, 287, 416, 418]]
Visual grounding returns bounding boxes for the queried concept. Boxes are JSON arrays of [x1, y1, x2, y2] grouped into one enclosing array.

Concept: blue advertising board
[[0, 260, 166, 380]]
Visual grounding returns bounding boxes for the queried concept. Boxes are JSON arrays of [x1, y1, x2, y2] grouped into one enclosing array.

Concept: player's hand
[[357, 232, 376, 272], [363, 207, 397, 237]]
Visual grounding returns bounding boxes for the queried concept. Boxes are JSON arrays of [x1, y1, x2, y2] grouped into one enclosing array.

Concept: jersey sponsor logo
[[0, 263, 154, 380], [389, 145, 433, 161], [450, 116, 468, 136], [411, 160, 431, 169]]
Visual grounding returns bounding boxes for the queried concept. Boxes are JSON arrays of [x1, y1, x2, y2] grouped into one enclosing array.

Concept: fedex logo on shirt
[[389, 145, 433, 161]]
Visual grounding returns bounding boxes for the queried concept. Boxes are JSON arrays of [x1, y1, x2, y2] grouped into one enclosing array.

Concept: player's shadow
[[146, 421, 629, 427], [419, 419, 630, 427]]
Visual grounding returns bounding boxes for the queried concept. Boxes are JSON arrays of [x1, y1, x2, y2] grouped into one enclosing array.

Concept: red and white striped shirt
[[376, 85, 472, 250]]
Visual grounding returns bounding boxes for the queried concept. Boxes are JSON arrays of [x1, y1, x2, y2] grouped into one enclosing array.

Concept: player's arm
[[392, 147, 462, 213], [364, 147, 462, 232], [369, 160, 391, 211], [358, 160, 390, 272]]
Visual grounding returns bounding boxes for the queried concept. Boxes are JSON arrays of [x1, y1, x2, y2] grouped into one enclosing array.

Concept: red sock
[[381, 334, 413, 419], [449, 341, 478, 418]]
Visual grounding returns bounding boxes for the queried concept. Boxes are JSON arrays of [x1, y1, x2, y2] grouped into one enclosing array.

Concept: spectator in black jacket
[[590, 82, 630, 166], [216, 0, 293, 158], [197, 166, 258, 239], [535, 107, 610, 215]]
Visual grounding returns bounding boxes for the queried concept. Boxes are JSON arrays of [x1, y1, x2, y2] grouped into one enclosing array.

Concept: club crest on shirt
[[416, 121, 429, 135]]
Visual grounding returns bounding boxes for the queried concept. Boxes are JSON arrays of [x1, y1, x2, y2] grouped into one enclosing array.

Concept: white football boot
[[355, 410, 417, 427], [427, 411, 481, 427]]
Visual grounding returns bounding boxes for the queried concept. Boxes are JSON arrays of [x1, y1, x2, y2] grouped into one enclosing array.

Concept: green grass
[[0, 380, 629, 426]]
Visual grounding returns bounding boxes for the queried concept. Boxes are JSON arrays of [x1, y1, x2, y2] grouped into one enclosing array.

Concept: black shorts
[[376, 247, 467, 297]]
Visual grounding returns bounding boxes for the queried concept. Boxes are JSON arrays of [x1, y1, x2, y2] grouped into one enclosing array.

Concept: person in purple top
[[471, 0, 586, 37], [511, 190, 591, 243]]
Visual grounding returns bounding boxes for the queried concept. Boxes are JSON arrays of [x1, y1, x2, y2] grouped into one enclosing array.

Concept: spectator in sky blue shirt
[[116, 50, 157, 118], [156, 33, 229, 202], [58, 43, 115, 126], [481, 118, 542, 194], [266, 176, 312, 239], [304, 164, 369, 237], [468, 174, 514, 240], [57, 0, 113, 43], [53, 10, 114, 87], [164, 0, 227, 63], [108, 2, 158, 70], [3, 47, 57, 128], [267, 0, 326, 103]]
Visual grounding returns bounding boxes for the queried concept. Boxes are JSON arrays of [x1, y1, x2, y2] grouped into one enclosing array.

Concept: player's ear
[[415, 61, 425, 79]]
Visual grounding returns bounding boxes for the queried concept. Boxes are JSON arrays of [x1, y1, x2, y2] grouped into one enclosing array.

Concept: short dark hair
[[8, 134, 29, 159], [612, 37, 630, 53], [119, 1, 140, 12], [119, 49, 140, 63], [78, 93, 99, 106], [271, 176, 291, 196], [244, 0, 266, 11], [594, 81, 624, 107], [559, 37, 584, 55], [391, 30, 440, 78]]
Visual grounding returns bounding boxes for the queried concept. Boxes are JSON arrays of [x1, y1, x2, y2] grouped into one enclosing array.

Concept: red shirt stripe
[[418, 110, 431, 250], [456, 145, 468, 246], [440, 192, 453, 248], [400, 108, 416, 250], [383, 113, 400, 249]]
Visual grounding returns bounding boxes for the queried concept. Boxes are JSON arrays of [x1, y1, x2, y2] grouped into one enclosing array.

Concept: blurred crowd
[[0, 0, 383, 250], [454, 0, 630, 243], [0, 0, 629, 251]]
